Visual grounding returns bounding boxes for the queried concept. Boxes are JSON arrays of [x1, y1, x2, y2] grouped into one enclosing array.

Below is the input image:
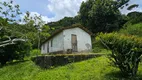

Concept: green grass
[[0, 56, 142, 80]]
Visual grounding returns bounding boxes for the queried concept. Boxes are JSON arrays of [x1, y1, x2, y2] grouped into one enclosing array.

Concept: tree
[[79, 0, 130, 33], [0, 0, 23, 47], [48, 16, 81, 31], [127, 4, 139, 10], [0, 0, 31, 65], [21, 11, 50, 48], [122, 11, 142, 28]]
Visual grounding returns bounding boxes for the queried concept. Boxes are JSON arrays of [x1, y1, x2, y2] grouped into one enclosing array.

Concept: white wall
[[41, 32, 64, 54], [41, 27, 92, 54], [63, 27, 92, 52]]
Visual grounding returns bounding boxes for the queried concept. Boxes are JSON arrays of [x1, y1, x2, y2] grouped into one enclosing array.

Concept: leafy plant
[[96, 33, 142, 77], [30, 49, 41, 57]]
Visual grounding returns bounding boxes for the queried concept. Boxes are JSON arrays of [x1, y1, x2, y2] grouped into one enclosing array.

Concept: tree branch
[[0, 37, 26, 47], [0, 27, 2, 30], [0, 42, 15, 47], [99, 37, 110, 50], [0, 37, 11, 44]]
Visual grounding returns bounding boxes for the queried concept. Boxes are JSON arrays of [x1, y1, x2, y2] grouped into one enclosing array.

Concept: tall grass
[[0, 56, 142, 80]]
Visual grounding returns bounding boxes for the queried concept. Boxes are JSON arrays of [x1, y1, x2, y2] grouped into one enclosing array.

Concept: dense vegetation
[[0, 1, 52, 65], [0, 1, 32, 65], [120, 23, 142, 37], [48, 16, 80, 30], [93, 10, 142, 77], [79, 0, 128, 33]]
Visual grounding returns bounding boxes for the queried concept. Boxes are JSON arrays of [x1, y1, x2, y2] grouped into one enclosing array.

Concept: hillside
[[0, 56, 142, 80]]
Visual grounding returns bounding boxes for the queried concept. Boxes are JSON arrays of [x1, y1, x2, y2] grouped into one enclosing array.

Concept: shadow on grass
[[105, 71, 142, 80], [0, 60, 29, 68], [8, 60, 29, 65]]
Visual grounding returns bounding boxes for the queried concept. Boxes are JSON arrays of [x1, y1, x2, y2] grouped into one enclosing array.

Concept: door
[[71, 34, 77, 52], [47, 42, 49, 53]]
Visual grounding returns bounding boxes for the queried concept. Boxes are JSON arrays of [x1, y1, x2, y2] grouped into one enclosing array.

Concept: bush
[[92, 47, 102, 53], [96, 33, 142, 78], [0, 41, 31, 65], [30, 49, 41, 57]]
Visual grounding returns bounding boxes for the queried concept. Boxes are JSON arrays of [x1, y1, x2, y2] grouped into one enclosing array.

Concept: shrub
[[0, 41, 31, 65], [96, 33, 142, 78], [92, 47, 102, 53], [30, 49, 41, 57]]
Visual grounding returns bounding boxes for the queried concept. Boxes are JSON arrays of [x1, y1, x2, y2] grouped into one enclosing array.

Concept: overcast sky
[[3, 0, 142, 22]]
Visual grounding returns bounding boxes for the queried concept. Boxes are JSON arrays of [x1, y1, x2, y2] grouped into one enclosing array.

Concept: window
[[51, 39, 53, 47], [43, 44, 45, 50]]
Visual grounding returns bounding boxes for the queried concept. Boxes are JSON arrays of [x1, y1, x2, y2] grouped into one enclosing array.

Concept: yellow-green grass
[[0, 56, 142, 80]]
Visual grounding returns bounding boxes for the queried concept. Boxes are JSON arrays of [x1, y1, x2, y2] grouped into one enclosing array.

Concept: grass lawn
[[0, 56, 142, 80]]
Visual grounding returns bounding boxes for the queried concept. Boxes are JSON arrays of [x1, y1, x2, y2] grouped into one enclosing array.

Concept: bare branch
[[0, 42, 15, 47], [0, 38, 26, 47], [0, 37, 11, 44], [12, 38, 26, 42]]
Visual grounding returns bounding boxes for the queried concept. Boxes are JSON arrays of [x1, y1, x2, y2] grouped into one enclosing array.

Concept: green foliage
[[0, 0, 22, 23], [21, 12, 51, 48], [127, 4, 139, 10], [48, 16, 81, 31], [0, 41, 32, 65], [96, 33, 142, 77], [123, 12, 142, 28], [92, 36, 110, 53], [79, 0, 129, 33], [0, 0, 32, 65], [92, 47, 111, 54], [30, 49, 41, 57], [120, 23, 142, 37], [127, 11, 142, 19], [40, 25, 50, 43]]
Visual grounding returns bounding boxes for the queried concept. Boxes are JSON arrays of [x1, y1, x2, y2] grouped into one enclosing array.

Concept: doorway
[[71, 34, 78, 52]]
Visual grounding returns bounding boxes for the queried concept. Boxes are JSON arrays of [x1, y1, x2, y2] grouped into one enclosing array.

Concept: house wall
[[63, 27, 92, 52], [41, 27, 92, 54], [41, 32, 64, 54]]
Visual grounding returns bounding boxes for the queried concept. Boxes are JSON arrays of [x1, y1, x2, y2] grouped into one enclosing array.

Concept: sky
[[2, 0, 142, 23]]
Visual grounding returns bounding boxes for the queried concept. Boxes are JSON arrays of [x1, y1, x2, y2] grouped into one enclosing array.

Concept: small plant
[[30, 49, 41, 56], [96, 33, 142, 78]]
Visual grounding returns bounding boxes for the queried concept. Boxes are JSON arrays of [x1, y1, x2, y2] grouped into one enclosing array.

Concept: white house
[[41, 26, 92, 54]]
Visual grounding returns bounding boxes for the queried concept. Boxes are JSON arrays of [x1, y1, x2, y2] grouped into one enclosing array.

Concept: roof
[[41, 24, 92, 45]]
